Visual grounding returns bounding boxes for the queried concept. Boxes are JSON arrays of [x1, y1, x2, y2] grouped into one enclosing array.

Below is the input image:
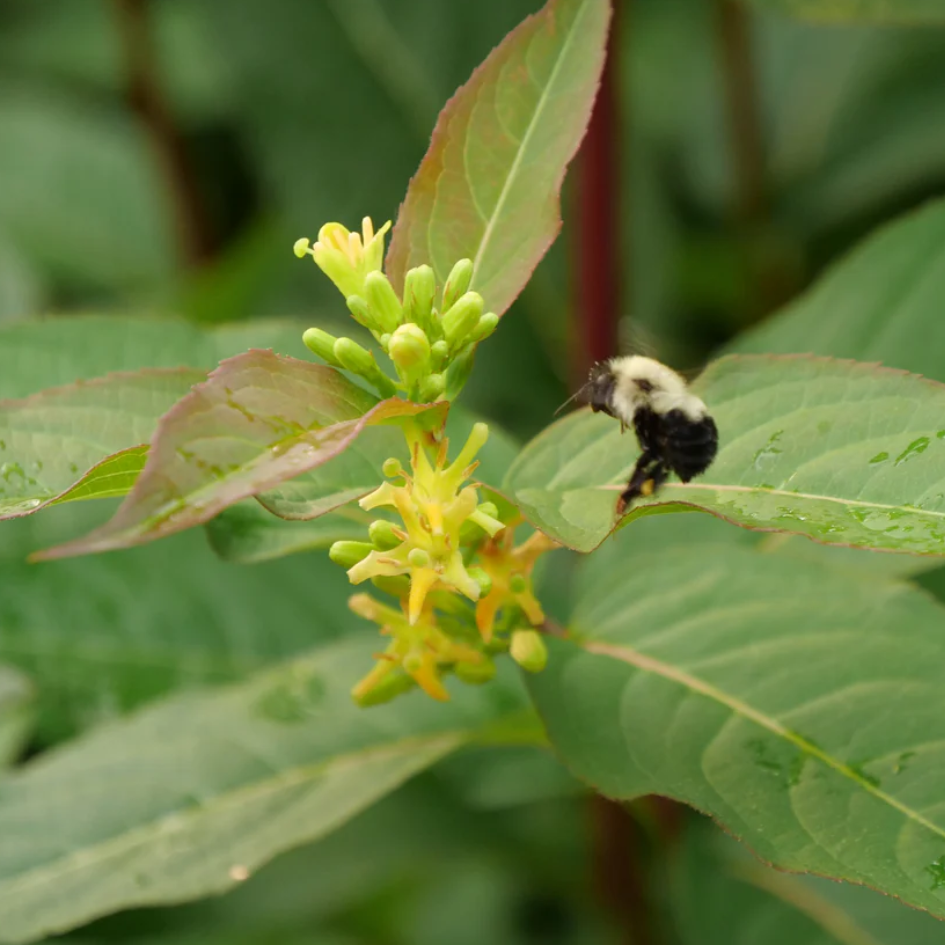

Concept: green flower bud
[[510, 629, 548, 673], [442, 258, 474, 313], [467, 566, 493, 598], [509, 573, 528, 595], [346, 295, 378, 332], [417, 373, 446, 403], [370, 574, 411, 597], [445, 345, 477, 399], [388, 323, 431, 377], [329, 540, 374, 569], [430, 339, 450, 370], [403, 265, 437, 337], [353, 668, 415, 706], [302, 327, 343, 367], [453, 656, 497, 685], [441, 291, 484, 348], [369, 519, 402, 550], [408, 547, 431, 568], [382, 457, 403, 478], [333, 338, 398, 398], [364, 271, 403, 334], [469, 312, 499, 343], [379, 333, 392, 351]]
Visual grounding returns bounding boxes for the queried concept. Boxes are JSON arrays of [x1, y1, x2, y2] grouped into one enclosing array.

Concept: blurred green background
[[4, 0, 945, 942]]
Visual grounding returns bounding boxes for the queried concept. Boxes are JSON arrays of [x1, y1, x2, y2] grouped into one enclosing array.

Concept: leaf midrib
[[585, 639, 945, 843], [469, 0, 590, 284], [0, 730, 467, 898], [598, 482, 945, 521]]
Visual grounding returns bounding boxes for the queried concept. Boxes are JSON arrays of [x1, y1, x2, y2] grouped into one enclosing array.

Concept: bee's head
[[576, 362, 617, 417]]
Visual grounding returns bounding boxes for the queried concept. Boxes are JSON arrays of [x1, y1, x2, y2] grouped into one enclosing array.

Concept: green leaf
[[743, 0, 945, 24], [671, 822, 945, 945], [385, 0, 612, 316], [528, 533, 945, 918], [505, 354, 945, 555], [732, 200, 945, 382], [0, 666, 33, 771], [0, 372, 202, 519], [37, 352, 441, 559], [205, 502, 370, 564], [0, 315, 308, 401], [0, 636, 528, 943]]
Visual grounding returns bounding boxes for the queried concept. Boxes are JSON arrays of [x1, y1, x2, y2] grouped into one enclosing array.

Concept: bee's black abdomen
[[660, 410, 718, 482]]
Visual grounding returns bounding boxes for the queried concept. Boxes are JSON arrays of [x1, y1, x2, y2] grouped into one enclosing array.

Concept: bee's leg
[[616, 452, 666, 516]]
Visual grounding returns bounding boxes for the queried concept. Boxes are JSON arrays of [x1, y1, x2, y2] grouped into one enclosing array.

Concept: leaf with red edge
[[385, 0, 611, 316], [38, 351, 442, 560], [0, 370, 204, 519]]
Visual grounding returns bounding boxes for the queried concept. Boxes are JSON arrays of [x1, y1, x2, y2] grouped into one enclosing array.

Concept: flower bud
[[442, 258, 473, 313], [417, 373, 446, 403], [329, 540, 374, 569], [352, 666, 415, 706], [364, 271, 403, 334], [388, 323, 431, 377], [430, 339, 450, 370], [445, 345, 476, 399], [382, 457, 403, 478], [333, 338, 397, 398], [453, 656, 496, 685], [467, 566, 493, 598], [346, 295, 378, 332], [303, 327, 343, 367], [407, 547, 431, 568], [403, 265, 437, 337], [369, 519, 402, 551], [441, 291, 484, 348], [510, 629, 548, 673], [469, 312, 499, 343]]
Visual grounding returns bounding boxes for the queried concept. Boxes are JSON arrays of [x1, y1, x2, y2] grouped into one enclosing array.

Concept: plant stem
[[112, 0, 214, 267], [572, 0, 623, 382]]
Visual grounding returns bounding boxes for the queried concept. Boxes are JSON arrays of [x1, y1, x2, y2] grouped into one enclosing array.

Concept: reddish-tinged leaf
[[38, 351, 441, 559], [386, 0, 611, 316], [0, 370, 203, 519]]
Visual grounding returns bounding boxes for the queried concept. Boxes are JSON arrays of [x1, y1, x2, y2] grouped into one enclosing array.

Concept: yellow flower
[[295, 217, 391, 299], [475, 528, 559, 643], [346, 422, 502, 624], [348, 594, 487, 703]]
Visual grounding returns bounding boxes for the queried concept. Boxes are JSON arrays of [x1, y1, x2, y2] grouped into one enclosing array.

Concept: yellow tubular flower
[[349, 422, 497, 625], [297, 217, 392, 299]]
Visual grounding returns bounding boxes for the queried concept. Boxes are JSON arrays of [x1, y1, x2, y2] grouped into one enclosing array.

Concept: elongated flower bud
[[364, 271, 403, 334], [303, 327, 343, 367], [333, 338, 397, 397], [403, 265, 437, 337], [329, 540, 374, 569], [417, 372, 446, 403], [369, 519, 402, 551], [454, 656, 496, 685], [442, 258, 473, 313], [441, 291, 484, 348], [388, 323, 431, 376], [346, 295, 379, 333], [469, 312, 499, 343], [510, 629, 548, 673]]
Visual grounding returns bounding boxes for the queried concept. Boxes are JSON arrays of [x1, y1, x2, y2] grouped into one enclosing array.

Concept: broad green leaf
[[0, 505, 355, 744], [671, 822, 945, 945], [0, 666, 33, 770], [205, 502, 370, 564], [37, 352, 441, 559], [385, 0, 611, 316], [0, 371, 202, 519], [0, 315, 308, 400], [0, 636, 529, 944], [528, 533, 945, 918], [505, 354, 945, 555], [732, 201, 945, 383], [744, 0, 945, 23]]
